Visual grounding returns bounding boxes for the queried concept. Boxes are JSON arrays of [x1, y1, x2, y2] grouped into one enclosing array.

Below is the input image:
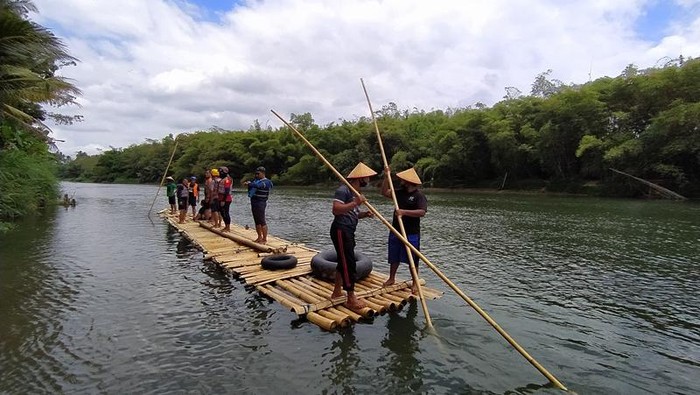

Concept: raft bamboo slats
[[161, 213, 442, 330]]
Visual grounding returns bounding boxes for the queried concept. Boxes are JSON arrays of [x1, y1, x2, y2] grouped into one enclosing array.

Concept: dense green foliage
[[0, 0, 80, 231], [61, 58, 700, 198]]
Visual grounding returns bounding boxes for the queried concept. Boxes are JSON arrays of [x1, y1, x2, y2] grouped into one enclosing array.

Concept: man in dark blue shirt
[[381, 167, 427, 293], [330, 162, 376, 310], [244, 166, 274, 244]]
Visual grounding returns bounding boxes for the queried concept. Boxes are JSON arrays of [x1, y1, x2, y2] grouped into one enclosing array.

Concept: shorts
[[178, 197, 188, 211], [251, 200, 267, 225], [189, 195, 197, 207], [198, 205, 206, 215], [388, 232, 420, 264], [168, 196, 176, 205], [210, 199, 220, 212]]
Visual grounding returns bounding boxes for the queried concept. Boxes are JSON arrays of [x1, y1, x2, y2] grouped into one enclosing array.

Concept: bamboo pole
[[148, 136, 179, 217], [361, 78, 433, 328], [270, 109, 567, 391], [277, 280, 350, 326], [610, 168, 687, 200], [288, 279, 353, 326], [307, 312, 337, 331], [199, 221, 285, 253]]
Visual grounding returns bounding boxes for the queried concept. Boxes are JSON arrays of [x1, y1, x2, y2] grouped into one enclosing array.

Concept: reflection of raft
[[160, 211, 443, 331]]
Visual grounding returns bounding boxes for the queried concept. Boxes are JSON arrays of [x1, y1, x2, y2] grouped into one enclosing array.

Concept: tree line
[[60, 57, 700, 198]]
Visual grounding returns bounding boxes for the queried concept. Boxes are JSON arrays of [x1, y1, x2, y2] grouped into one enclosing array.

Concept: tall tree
[[0, 0, 81, 146]]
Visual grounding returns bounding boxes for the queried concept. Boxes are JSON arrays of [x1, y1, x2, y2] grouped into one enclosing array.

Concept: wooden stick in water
[[361, 77, 433, 328], [148, 137, 179, 217]]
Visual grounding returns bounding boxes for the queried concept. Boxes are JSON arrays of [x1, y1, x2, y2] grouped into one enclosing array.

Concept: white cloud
[[31, 0, 700, 156]]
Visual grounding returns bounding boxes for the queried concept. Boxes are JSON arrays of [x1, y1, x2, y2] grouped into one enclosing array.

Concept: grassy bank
[[0, 149, 59, 232]]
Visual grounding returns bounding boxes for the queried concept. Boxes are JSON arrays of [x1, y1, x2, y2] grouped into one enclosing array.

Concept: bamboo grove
[[61, 58, 700, 198]]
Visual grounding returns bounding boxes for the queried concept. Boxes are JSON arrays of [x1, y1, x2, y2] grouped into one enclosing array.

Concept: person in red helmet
[[218, 166, 233, 232]]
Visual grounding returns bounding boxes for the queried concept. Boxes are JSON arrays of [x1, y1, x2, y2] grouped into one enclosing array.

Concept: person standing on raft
[[177, 177, 190, 224], [166, 176, 177, 214], [244, 166, 273, 244], [218, 166, 233, 232], [188, 176, 199, 220], [330, 162, 376, 310], [209, 168, 221, 227], [380, 167, 427, 293]]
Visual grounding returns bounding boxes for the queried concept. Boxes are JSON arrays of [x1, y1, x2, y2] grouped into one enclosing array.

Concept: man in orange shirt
[[188, 176, 199, 220]]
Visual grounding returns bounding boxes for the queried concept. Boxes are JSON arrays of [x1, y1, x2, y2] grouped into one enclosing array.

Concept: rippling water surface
[[1, 182, 698, 394]]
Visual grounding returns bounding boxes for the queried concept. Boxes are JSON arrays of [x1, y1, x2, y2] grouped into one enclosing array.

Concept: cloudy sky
[[32, 0, 700, 156]]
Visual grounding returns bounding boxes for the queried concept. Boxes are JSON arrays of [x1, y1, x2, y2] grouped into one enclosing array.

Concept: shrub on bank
[[0, 149, 59, 228]]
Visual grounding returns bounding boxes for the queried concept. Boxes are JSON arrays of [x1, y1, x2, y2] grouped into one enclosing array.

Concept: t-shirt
[[332, 184, 359, 231], [219, 177, 233, 203], [166, 182, 176, 197], [211, 177, 221, 200], [177, 184, 189, 198], [393, 187, 427, 235]]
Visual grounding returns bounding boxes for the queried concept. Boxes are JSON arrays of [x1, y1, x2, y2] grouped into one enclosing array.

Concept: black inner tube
[[310, 250, 372, 281], [261, 254, 298, 270]]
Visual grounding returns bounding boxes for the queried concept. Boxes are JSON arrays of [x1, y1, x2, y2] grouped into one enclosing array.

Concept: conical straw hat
[[396, 167, 422, 185], [346, 162, 377, 179]]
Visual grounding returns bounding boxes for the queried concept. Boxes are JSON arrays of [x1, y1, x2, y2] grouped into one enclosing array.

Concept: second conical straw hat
[[396, 167, 422, 185], [346, 162, 377, 179]]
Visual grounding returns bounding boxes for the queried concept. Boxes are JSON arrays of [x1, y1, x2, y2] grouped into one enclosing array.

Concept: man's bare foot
[[260, 239, 267, 244], [383, 278, 395, 287], [222, 227, 230, 232], [254, 239, 262, 243], [345, 296, 367, 310], [330, 291, 344, 299]]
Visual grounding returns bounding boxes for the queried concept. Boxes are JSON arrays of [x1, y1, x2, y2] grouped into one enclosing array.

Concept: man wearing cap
[[330, 162, 376, 310], [166, 176, 177, 214], [244, 166, 274, 243], [380, 167, 427, 293], [188, 176, 199, 219]]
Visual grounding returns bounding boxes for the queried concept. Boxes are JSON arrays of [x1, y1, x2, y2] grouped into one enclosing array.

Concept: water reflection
[[0, 210, 83, 393], [323, 326, 360, 394], [381, 302, 424, 394]]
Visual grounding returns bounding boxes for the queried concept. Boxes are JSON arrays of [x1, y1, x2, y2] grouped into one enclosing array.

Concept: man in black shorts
[[244, 166, 273, 244], [380, 167, 427, 293], [177, 177, 190, 224], [330, 162, 376, 310]]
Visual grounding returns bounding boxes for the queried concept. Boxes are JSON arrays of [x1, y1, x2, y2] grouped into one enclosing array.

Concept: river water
[[1, 182, 698, 394]]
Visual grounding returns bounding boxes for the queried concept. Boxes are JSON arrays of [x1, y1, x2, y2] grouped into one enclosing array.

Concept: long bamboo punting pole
[[270, 109, 567, 391], [148, 136, 179, 217], [360, 78, 433, 328], [199, 221, 285, 253]]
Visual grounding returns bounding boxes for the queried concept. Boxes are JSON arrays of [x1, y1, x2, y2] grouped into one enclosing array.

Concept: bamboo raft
[[160, 212, 442, 331]]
